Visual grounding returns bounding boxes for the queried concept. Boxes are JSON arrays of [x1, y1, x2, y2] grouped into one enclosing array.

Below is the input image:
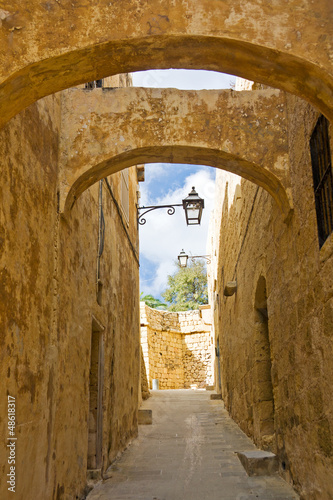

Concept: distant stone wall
[[147, 328, 184, 389], [140, 303, 214, 390], [183, 332, 213, 388]]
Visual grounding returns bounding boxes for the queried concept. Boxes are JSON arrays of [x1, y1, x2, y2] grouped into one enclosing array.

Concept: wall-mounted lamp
[[137, 186, 204, 226], [182, 187, 204, 226], [178, 249, 211, 268]]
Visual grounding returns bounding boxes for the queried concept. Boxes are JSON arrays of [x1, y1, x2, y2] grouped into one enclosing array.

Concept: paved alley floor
[[87, 390, 299, 500]]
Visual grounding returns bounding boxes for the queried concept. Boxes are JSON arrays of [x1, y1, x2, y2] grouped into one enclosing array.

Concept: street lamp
[[137, 186, 204, 226], [178, 249, 189, 268], [182, 187, 204, 225], [177, 250, 211, 268]]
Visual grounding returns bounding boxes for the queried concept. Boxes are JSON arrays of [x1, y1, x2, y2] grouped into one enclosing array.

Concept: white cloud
[[132, 69, 235, 90], [138, 163, 169, 205], [139, 168, 216, 297]]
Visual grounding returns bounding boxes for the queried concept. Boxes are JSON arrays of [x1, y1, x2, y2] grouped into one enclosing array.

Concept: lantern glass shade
[[178, 249, 188, 268], [182, 186, 204, 225]]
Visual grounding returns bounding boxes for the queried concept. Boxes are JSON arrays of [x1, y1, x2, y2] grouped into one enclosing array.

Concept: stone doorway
[[216, 337, 222, 393], [253, 276, 275, 450], [87, 317, 104, 470]]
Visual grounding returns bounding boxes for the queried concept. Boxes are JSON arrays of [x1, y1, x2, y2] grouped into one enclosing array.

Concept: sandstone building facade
[[208, 84, 333, 499], [0, 75, 142, 499], [0, 1, 332, 499]]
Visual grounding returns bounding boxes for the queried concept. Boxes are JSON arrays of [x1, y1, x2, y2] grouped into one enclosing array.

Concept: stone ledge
[[138, 409, 152, 425], [236, 450, 278, 476], [210, 393, 222, 400]]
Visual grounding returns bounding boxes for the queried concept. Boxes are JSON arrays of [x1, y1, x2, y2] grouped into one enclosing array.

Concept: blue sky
[[132, 70, 236, 300]]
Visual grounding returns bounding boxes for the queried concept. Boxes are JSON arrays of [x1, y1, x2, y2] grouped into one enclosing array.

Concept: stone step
[[236, 450, 279, 476], [138, 409, 153, 425], [210, 393, 222, 400]]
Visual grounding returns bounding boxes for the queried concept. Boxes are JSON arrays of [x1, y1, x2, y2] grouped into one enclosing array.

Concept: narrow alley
[[1, 2, 333, 499], [87, 390, 299, 500]]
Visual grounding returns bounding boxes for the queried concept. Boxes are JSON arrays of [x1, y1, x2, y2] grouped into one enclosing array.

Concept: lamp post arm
[[137, 204, 183, 225], [189, 255, 212, 264]]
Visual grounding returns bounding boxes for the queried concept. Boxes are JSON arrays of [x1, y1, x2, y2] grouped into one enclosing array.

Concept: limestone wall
[[182, 332, 213, 388], [148, 327, 184, 389], [140, 303, 214, 390], [0, 85, 140, 499], [208, 94, 333, 499], [140, 345, 150, 401]]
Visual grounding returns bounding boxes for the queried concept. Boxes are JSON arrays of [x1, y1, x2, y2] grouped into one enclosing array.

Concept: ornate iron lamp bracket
[[189, 255, 212, 265], [137, 204, 182, 225]]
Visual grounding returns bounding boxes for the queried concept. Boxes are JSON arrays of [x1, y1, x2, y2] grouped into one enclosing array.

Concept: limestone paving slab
[[86, 390, 299, 500]]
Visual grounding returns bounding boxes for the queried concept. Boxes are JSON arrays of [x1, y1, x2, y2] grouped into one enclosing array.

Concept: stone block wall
[[148, 328, 184, 389], [0, 85, 141, 500], [183, 332, 213, 388], [208, 93, 333, 499], [140, 303, 214, 390]]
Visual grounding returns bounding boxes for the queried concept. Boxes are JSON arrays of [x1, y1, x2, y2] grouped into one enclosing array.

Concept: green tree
[[140, 293, 167, 310], [162, 260, 208, 311]]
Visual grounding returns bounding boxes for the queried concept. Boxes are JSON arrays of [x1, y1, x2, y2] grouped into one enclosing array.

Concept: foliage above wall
[[162, 261, 208, 311], [140, 293, 167, 310]]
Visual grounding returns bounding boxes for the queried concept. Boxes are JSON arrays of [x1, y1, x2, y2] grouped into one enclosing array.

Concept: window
[[121, 168, 129, 223], [85, 79, 103, 89], [310, 115, 333, 248]]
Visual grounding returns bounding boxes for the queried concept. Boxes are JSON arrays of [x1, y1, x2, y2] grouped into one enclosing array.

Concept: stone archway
[[59, 86, 293, 220], [0, 0, 332, 128]]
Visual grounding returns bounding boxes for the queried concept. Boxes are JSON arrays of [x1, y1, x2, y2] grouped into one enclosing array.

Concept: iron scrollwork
[[137, 204, 182, 225]]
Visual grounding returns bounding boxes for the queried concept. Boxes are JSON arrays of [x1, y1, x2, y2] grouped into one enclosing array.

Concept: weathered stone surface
[[210, 394, 222, 400], [140, 303, 214, 390], [140, 345, 150, 402], [0, 0, 332, 129], [59, 87, 292, 219], [237, 450, 278, 476], [224, 281, 237, 296], [87, 469, 102, 483], [138, 409, 153, 425], [0, 3, 331, 498], [208, 90, 333, 499], [0, 83, 141, 499], [87, 391, 298, 500]]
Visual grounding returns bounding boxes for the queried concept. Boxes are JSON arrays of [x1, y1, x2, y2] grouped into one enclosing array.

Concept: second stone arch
[[59, 86, 293, 221]]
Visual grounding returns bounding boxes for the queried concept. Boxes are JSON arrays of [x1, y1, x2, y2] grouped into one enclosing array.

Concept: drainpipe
[[96, 180, 105, 304]]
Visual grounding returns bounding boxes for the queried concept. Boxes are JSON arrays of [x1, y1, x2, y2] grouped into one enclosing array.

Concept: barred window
[[310, 115, 333, 248]]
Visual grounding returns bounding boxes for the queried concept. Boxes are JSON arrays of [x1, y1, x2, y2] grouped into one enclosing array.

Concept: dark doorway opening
[[87, 317, 104, 470], [253, 276, 275, 450]]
